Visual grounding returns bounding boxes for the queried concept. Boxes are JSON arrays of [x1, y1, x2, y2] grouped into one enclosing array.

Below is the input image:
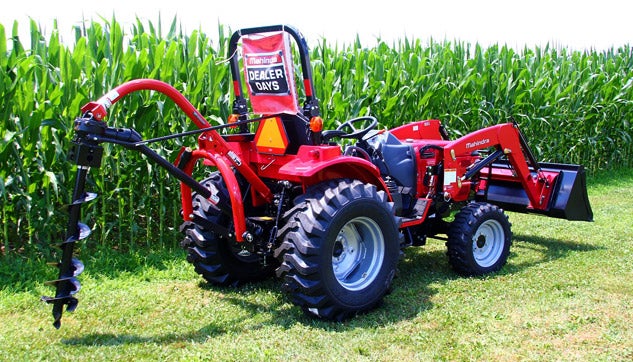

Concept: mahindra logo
[[466, 138, 490, 149]]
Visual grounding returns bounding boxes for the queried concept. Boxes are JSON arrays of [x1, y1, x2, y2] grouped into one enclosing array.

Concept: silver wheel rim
[[331, 216, 385, 291], [472, 219, 505, 267]]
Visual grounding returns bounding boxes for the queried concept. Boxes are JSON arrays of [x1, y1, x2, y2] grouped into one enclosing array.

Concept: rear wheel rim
[[332, 216, 385, 291], [472, 219, 505, 267]]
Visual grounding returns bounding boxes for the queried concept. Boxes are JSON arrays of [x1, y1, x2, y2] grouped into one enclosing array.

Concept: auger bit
[[42, 116, 105, 329]]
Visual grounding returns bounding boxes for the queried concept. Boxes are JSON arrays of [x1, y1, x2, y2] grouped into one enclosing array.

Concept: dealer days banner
[[242, 31, 299, 115]]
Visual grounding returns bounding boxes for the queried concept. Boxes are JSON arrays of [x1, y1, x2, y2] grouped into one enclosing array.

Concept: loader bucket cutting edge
[[484, 162, 593, 222]]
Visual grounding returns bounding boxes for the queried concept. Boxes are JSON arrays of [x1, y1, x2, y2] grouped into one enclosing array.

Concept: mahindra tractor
[[43, 25, 593, 328]]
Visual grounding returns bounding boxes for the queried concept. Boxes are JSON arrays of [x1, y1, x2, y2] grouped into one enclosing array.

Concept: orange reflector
[[309, 116, 323, 132], [228, 114, 239, 129], [254, 117, 289, 155]]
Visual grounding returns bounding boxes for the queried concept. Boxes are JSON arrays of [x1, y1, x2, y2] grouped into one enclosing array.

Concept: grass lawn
[[1, 169, 632, 361]]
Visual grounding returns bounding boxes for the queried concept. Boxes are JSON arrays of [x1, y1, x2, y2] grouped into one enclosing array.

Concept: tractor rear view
[[43, 25, 592, 328]]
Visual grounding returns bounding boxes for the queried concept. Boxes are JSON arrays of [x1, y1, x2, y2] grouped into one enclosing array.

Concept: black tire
[[180, 172, 276, 286], [446, 202, 512, 276], [275, 179, 401, 320]]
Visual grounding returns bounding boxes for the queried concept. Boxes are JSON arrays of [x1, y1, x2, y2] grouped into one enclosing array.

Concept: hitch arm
[[80, 79, 210, 128], [80, 79, 273, 203]]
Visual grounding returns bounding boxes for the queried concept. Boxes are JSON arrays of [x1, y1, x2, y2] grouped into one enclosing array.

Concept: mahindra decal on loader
[[43, 25, 592, 328]]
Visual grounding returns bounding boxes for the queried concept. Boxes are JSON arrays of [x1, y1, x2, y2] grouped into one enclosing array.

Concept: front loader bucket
[[483, 162, 593, 222], [540, 163, 593, 221]]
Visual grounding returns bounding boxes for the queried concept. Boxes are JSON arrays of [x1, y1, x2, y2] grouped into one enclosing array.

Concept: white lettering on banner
[[254, 81, 281, 91], [245, 51, 290, 95], [248, 68, 285, 81], [246, 54, 281, 65]]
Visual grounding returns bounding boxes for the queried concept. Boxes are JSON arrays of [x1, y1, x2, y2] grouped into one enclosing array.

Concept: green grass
[[1, 169, 632, 361]]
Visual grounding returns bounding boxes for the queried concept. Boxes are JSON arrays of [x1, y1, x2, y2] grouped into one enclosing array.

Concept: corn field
[[1, 17, 632, 253]]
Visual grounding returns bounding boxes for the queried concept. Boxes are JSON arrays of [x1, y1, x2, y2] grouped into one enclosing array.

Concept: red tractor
[[43, 25, 592, 328]]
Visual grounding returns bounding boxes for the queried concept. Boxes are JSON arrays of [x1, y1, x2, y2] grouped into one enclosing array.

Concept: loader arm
[[443, 122, 554, 211]]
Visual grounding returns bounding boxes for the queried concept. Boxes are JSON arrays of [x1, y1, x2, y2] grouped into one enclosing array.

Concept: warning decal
[[245, 52, 290, 95], [242, 32, 299, 115]]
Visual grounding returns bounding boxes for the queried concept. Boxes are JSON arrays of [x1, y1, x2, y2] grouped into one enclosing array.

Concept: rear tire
[[180, 172, 276, 286], [446, 202, 512, 276], [275, 179, 401, 320]]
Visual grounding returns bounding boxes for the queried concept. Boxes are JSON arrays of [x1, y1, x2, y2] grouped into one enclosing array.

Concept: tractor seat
[[281, 113, 311, 154], [366, 131, 416, 189]]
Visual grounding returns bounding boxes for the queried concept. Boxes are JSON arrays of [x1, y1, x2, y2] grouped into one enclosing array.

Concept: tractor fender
[[277, 146, 389, 193]]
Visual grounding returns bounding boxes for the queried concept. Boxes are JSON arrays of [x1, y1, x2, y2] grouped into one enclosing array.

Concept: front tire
[[275, 179, 401, 320], [446, 202, 512, 276]]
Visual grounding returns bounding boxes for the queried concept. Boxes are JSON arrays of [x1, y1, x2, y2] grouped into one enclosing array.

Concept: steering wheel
[[322, 116, 378, 142]]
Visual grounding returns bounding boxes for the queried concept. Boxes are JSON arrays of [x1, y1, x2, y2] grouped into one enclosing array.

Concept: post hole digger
[[43, 25, 593, 328]]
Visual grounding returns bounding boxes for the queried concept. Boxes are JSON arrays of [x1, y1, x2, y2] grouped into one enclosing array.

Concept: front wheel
[[446, 202, 512, 276], [275, 179, 401, 320]]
